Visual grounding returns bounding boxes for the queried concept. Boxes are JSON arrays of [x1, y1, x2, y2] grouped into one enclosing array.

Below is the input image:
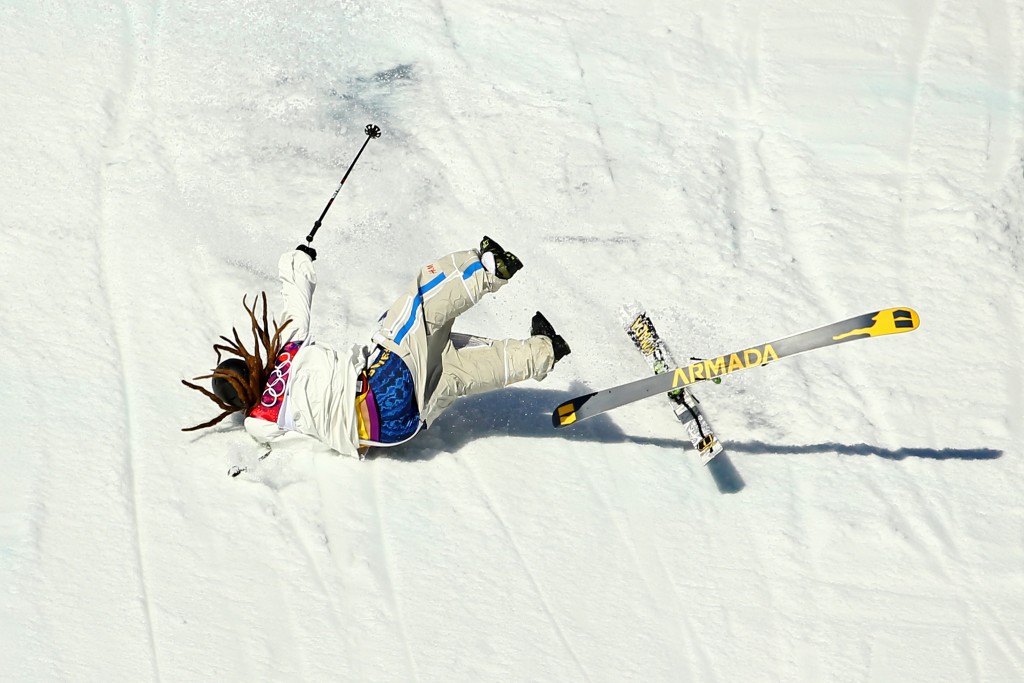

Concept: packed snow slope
[[3, 0, 1023, 681]]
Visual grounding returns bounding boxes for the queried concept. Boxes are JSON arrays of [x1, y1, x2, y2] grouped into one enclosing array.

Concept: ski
[[620, 304, 723, 464], [554, 307, 920, 428]]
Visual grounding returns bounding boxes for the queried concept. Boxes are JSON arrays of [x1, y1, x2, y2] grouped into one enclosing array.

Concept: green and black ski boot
[[480, 235, 523, 280]]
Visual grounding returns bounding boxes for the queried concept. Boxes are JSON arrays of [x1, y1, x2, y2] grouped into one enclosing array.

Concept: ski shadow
[[376, 381, 691, 461], [726, 441, 1002, 461], [705, 453, 745, 494]]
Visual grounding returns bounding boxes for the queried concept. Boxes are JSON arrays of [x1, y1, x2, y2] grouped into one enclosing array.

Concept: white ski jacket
[[243, 250, 366, 457]]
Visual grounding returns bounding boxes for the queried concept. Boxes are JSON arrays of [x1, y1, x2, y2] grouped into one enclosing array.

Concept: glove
[[296, 244, 317, 261]]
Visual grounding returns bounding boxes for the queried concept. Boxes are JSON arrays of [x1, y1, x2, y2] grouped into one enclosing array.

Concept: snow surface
[[3, 0, 1023, 681]]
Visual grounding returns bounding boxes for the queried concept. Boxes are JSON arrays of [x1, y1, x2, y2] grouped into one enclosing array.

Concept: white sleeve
[[244, 415, 289, 445], [277, 250, 316, 341], [244, 417, 338, 456]]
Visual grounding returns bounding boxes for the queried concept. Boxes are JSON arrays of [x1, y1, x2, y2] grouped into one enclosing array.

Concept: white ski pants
[[373, 249, 556, 425]]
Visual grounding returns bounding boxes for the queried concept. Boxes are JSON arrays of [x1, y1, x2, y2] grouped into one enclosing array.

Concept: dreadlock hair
[[181, 291, 292, 432]]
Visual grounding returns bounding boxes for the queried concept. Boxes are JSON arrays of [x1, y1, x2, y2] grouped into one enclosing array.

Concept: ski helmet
[[212, 358, 250, 409]]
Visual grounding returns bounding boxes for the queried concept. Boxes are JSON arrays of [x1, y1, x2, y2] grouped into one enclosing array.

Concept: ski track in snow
[[582, 451, 715, 680], [460, 456, 593, 682], [302, 470, 349, 635], [304, 459, 369, 681], [578, 456, 682, 668], [899, 0, 938, 247], [277, 491, 343, 635], [96, 2, 161, 679], [369, 463, 421, 681]]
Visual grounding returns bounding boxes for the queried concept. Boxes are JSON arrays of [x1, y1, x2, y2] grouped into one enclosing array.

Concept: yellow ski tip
[[554, 402, 578, 427], [833, 307, 920, 342]]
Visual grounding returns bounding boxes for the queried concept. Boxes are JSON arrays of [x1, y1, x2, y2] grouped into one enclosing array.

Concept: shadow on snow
[[726, 441, 1002, 461], [376, 381, 751, 494], [337, 380, 998, 497], [377, 382, 690, 461]]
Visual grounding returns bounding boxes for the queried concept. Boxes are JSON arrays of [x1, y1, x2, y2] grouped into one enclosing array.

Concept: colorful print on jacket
[[356, 347, 421, 445]]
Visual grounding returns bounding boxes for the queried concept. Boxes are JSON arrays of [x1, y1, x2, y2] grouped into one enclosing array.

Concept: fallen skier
[[182, 236, 570, 458]]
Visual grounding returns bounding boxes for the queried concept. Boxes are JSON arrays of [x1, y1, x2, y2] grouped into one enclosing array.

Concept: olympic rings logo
[[260, 348, 296, 408]]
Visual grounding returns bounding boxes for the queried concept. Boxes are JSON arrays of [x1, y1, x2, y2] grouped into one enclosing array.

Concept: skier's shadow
[[377, 381, 1003, 496], [380, 380, 749, 493], [379, 381, 688, 457], [376, 382, 745, 493]]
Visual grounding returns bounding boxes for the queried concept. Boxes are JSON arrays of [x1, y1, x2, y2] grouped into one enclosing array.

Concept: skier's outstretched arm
[[277, 248, 317, 341], [244, 411, 339, 456]]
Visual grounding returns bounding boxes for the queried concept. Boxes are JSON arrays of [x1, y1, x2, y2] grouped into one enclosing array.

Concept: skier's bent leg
[[422, 336, 556, 424], [375, 249, 507, 347]]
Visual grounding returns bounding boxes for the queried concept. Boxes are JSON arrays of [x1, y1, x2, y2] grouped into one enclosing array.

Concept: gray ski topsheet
[[554, 307, 920, 428]]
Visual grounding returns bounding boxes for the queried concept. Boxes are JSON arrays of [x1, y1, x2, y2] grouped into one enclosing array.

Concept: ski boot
[[530, 311, 571, 363], [479, 235, 523, 280]]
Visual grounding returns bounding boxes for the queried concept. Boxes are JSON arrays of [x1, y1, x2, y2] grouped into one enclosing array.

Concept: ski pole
[[305, 123, 382, 244]]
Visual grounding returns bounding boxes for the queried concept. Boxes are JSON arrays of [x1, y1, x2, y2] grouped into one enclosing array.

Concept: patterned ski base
[[621, 303, 723, 464]]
